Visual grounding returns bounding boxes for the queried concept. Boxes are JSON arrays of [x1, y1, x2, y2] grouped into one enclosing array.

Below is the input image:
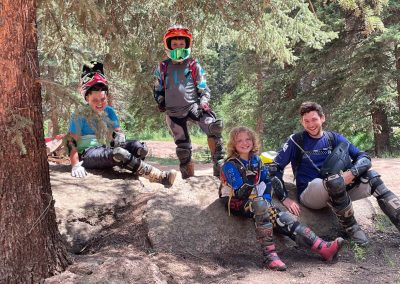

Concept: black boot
[[333, 202, 369, 245], [325, 174, 369, 245], [375, 190, 400, 231]]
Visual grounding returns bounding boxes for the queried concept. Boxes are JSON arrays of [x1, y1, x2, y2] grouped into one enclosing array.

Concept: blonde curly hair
[[226, 126, 260, 159]]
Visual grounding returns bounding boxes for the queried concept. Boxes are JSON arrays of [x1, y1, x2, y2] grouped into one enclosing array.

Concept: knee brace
[[274, 211, 300, 237], [361, 170, 385, 196], [324, 174, 349, 210], [124, 140, 148, 160], [251, 197, 271, 227], [364, 171, 400, 230], [112, 147, 140, 172], [176, 147, 192, 165], [208, 119, 224, 137]]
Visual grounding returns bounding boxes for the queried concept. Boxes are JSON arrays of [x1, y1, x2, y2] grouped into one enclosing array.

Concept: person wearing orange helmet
[[67, 61, 176, 187], [154, 24, 225, 179]]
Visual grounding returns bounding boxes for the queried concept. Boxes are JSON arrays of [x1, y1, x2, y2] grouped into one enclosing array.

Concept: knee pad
[[113, 147, 141, 171], [361, 170, 385, 196], [208, 119, 223, 137], [324, 174, 349, 208], [251, 197, 270, 215], [137, 142, 148, 160], [124, 141, 148, 160], [112, 147, 132, 163], [176, 147, 192, 165], [275, 211, 300, 236], [251, 197, 271, 226]]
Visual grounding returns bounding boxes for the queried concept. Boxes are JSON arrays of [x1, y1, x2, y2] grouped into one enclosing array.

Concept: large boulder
[[145, 174, 376, 258]]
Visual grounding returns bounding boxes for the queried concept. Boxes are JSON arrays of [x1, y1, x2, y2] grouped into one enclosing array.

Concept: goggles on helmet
[[163, 25, 193, 51], [80, 72, 108, 98], [167, 47, 191, 61]]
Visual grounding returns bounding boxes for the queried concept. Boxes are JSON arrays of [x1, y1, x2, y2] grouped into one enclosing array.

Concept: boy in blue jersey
[[273, 101, 400, 245], [153, 24, 225, 179], [221, 127, 343, 271], [67, 61, 176, 187]]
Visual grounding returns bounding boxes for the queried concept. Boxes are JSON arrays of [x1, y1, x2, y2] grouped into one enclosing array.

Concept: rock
[[146, 176, 376, 260], [44, 252, 168, 284]]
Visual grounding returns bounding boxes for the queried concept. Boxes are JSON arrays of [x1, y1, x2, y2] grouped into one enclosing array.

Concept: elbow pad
[[271, 176, 288, 201], [267, 162, 281, 177], [350, 156, 371, 177]]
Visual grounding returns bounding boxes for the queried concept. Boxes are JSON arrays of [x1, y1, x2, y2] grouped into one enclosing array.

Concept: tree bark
[[395, 45, 400, 110], [368, 84, 391, 156], [0, 1, 70, 283]]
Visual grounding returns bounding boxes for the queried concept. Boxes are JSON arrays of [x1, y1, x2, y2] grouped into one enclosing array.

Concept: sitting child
[[67, 61, 176, 187], [220, 126, 343, 271]]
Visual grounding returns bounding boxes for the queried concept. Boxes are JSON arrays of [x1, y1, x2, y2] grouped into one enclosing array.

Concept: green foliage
[[36, 0, 399, 156], [351, 242, 367, 262], [375, 214, 395, 232]]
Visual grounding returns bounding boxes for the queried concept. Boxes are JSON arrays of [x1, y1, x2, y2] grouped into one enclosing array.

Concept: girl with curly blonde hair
[[220, 126, 343, 271]]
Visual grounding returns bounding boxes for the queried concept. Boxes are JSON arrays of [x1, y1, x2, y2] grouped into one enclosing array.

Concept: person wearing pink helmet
[[67, 61, 176, 187]]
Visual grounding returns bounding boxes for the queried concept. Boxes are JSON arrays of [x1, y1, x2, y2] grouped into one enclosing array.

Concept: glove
[[200, 102, 211, 112], [71, 161, 87, 178], [112, 131, 126, 147]]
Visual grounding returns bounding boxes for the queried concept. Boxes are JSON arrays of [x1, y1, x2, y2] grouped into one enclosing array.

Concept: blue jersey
[[274, 131, 367, 198], [68, 105, 120, 153], [222, 154, 272, 202]]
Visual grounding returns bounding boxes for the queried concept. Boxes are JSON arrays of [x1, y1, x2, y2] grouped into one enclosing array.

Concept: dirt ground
[[45, 141, 400, 284]]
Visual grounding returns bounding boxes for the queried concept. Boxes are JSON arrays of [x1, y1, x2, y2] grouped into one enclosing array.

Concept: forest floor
[[45, 141, 400, 284]]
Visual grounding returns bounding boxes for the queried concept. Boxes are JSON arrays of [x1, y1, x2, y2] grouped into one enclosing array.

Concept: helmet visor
[[168, 48, 191, 61]]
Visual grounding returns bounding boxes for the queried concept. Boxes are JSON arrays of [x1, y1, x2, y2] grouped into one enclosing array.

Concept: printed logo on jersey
[[282, 142, 289, 152]]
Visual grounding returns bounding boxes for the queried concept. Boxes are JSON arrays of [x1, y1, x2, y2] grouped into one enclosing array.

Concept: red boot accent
[[311, 237, 344, 261], [264, 244, 287, 271]]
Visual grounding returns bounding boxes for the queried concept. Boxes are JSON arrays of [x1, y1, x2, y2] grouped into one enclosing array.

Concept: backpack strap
[[291, 130, 335, 177], [187, 58, 198, 88], [291, 131, 304, 176], [159, 59, 170, 92]]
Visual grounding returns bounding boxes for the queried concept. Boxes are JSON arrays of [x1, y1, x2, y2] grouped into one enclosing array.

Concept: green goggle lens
[[169, 48, 191, 61]]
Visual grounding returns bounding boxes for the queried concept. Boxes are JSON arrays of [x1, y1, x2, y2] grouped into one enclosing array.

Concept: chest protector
[[219, 157, 262, 198]]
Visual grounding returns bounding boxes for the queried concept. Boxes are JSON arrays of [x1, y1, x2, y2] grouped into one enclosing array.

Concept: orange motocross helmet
[[163, 24, 193, 62]]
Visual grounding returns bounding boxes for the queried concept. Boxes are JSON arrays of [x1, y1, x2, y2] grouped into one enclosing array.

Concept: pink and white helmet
[[79, 61, 108, 99]]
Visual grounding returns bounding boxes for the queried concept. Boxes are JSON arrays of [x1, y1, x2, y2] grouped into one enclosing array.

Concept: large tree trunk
[[0, 1, 70, 283], [368, 84, 391, 156], [395, 45, 400, 110]]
